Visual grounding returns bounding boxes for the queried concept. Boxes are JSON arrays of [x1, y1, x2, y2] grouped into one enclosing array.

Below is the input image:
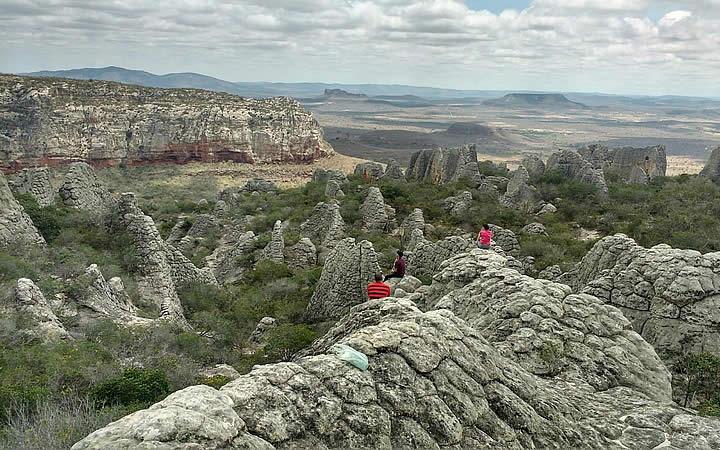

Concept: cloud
[[1, 0, 720, 95]]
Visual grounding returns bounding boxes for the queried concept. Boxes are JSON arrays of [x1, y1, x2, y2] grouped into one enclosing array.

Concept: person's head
[[397, 250, 404, 258], [482, 224, 490, 230], [374, 272, 384, 282]]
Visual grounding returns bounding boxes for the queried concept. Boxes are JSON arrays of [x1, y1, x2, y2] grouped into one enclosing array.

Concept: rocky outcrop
[[520, 154, 545, 179], [400, 208, 425, 246], [198, 364, 241, 381], [537, 203, 557, 215], [206, 228, 258, 284], [406, 229, 476, 277], [0, 171, 45, 248], [442, 191, 473, 217], [166, 216, 190, 246], [248, 317, 277, 347], [380, 160, 404, 181], [522, 222, 547, 235], [405, 145, 481, 186], [284, 238, 317, 271], [538, 265, 563, 281], [489, 224, 520, 254], [546, 149, 608, 196], [360, 187, 396, 232], [177, 214, 220, 254], [261, 220, 285, 263], [563, 234, 720, 364], [74, 297, 720, 450], [10, 278, 70, 343], [59, 162, 116, 216], [10, 167, 55, 206], [305, 238, 380, 322], [579, 144, 667, 184], [300, 202, 345, 247], [240, 178, 278, 194], [324, 179, 345, 199], [700, 146, 720, 179], [500, 165, 542, 213], [312, 168, 347, 185], [354, 162, 385, 181], [0, 75, 333, 171]]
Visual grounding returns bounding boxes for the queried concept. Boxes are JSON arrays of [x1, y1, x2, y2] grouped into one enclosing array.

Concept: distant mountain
[[483, 93, 588, 109], [323, 89, 368, 99]]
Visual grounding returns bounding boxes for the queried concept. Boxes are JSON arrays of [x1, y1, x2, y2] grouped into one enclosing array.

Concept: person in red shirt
[[367, 273, 391, 299], [385, 250, 406, 280], [478, 224, 493, 249]]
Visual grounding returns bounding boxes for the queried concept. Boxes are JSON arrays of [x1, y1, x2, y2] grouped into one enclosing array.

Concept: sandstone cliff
[[0, 75, 333, 172]]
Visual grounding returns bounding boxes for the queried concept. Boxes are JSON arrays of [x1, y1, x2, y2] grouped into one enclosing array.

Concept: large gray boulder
[[381, 160, 404, 181], [579, 144, 667, 184], [240, 178, 278, 194], [300, 201, 345, 248], [360, 187, 396, 232], [441, 191, 473, 217], [260, 220, 285, 263], [0, 171, 45, 248], [500, 165, 542, 213], [312, 168, 348, 185], [405, 145, 482, 186], [206, 228, 258, 284], [400, 208, 425, 246], [177, 214, 220, 255], [353, 161, 385, 181], [9, 278, 70, 343], [324, 179, 345, 199], [73, 297, 720, 449], [406, 229, 476, 278], [700, 146, 720, 179], [546, 149, 608, 197], [305, 238, 380, 322], [488, 224, 520, 254], [10, 167, 55, 206], [59, 162, 116, 216], [285, 238, 317, 271], [520, 154, 545, 179]]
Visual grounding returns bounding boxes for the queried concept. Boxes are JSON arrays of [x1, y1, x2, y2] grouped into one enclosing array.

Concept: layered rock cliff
[[0, 75, 333, 172]]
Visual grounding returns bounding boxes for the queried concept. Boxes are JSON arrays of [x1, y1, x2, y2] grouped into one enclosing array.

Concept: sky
[[1, 0, 720, 96]]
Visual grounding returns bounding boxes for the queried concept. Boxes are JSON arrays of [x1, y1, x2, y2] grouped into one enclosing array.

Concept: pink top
[[479, 229, 493, 246]]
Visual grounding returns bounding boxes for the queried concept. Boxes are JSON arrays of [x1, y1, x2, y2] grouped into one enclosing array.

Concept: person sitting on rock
[[478, 224, 493, 250], [367, 272, 391, 300], [385, 250, 406, 280]]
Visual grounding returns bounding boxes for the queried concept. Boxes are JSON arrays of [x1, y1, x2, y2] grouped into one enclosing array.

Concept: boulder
[[406, 229, 476, 278], [522, 222, 547, 235], [59, 162, 116, 216], [442, 191, 473, 217], [360, 187, 396, 232], [166, 215, 191, 246], [489, 224, 520, 254], [74, 298, 720, 449], [199, 364, 242, 381], [538, 265, 563, 281], [10, 278, 70, 343], [240, 178, 278, 194], [206, 228, 258, 284], [405, 145, 482, 186], [10, 167, 55, 206], [305, 238, 380, 322], [700, 146, 720, 179], [520, 154, 545, 179], [500, 165, 542, 213], [285, 238, 317, 271], [0, 171, 45, 249], [353, 162, 385, 181], [300, 201, 345, 248], [261, 220, 285, 263], [324, 179, 345, 199], [248, 317, 278, 347], [312, 168, 348, 185], [177, 214, 220, 255], [381, 160, 405, 181], [400, 208, 425, 246], [579, 144, 667, 184], [546, 150, 608, 197], [537, 203, 557, 215]]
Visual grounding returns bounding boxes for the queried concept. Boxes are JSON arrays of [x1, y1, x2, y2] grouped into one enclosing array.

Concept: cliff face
[[0, 75, 333, 172]]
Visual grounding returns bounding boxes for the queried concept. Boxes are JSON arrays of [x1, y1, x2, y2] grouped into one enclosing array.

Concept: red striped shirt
[[367, 282, 391, 299]]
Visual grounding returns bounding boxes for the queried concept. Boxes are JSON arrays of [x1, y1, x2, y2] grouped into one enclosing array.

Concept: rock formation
[[538, 265, 563, 281], [206, 228, 258, 284], [0, 75, 333, 171], [10, 167, 55, 206], [0, 171, 45, 248], [177, 214, 220, 254], [59, 162, 116, 216], [520, 154, 545, 179], [489, 224, 520, 254], [312, 168, 347, 185], [261, 220, 285, 263], [405, 145, 482, 186], [360, 187, 396, 232], [406, 229, 476, 277], [522, 222, 547, 235], [563, 234, 720, 364], [500, 165, 542, 213], [380, 160, 404, 181], [579, 144, 667, 184], [10, 278, 70, 343], [353, 162, 385, 181], [240, 178, 278, 194], [442, 191, 473, 217], [400, 208, 425, 246], [73, 297, 720, 449], [546, 149, 608, 196], [300, 202, 345, 247], [198, 364, 241, 381], [166, 216, 190, 246], [324, 179, 345, 199], [248, 317, 278, 347], [537, 203, 557, 215], [305, 238, 380, 322], [700, 146, 720, 179], [284, 238, 317, 271]]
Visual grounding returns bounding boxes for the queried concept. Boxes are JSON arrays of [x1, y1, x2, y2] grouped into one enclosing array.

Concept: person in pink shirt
[[478, 224, 493, 249]]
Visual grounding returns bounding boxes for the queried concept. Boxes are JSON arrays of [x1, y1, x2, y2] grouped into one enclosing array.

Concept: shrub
[[250, 260, 292, 284], [260, 324, 317, 361], [14, 194, 66, 242], [673, 352, 720, 413], [91, 368, 170, 407], [200, 375, 232, 390]]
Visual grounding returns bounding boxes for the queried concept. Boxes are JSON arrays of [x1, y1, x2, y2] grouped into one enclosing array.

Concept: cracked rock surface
[[405, 145, 482, 186], [0, 171, 45, 249], [547, 149, 608, 197], [360, 187, 396, 232], [10, 167, 55, 206], [59, 162, 117, 217], [442, 191, 473, 217], [261, 220, 285, 263], [300, 201, 345, 248], [501, 165, 542, 213], [285, 238, 317, 271], [206, 226, 258, 285]]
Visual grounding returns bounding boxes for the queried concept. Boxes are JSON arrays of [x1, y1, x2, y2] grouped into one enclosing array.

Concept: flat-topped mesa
[[0, 75, 334, 172], [0, 171, 45, 249], [10, 167, 55, 206], [579, 144, 667, 184], [546, 149, 608, 196], [405, 145, 482, 186]]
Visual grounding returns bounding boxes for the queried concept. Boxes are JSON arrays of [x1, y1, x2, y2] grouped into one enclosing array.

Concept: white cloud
[[1, 0, 719, 95]]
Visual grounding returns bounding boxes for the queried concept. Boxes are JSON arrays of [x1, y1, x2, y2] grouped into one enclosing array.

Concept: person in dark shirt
[[367, 272, 391, 299], [385, 250, 406, 280]]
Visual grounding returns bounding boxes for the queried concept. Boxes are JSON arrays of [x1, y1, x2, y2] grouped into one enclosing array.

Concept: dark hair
[[374, 272, 384, 282], [482, 224, 490, 230], [397, 250, 404, 257]]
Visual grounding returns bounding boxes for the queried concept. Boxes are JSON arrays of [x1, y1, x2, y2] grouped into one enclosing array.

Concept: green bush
[[250, 260, 292, 284], [200, 375, 232, 390], [91, 368, 170, 407], [261, 324, 317, 361], [674, 352, 720, 413], [14, 194, 66, 242]]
